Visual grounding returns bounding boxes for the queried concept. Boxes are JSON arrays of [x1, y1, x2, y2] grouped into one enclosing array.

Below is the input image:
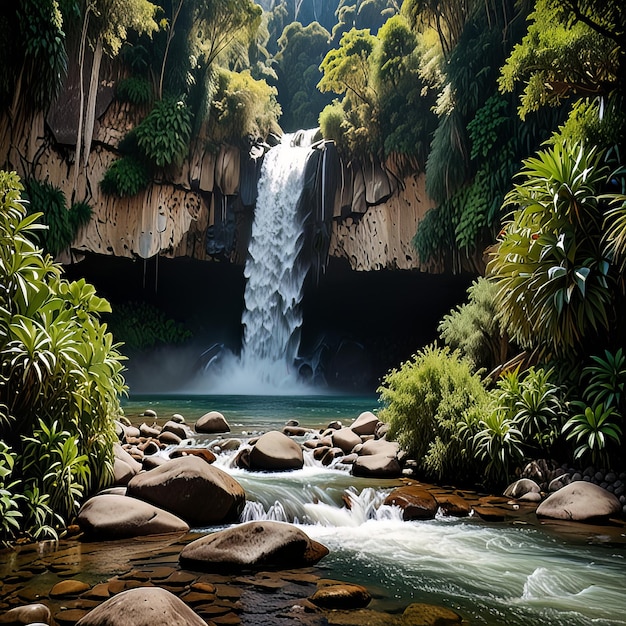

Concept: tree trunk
[[83, 36, 103, 169]]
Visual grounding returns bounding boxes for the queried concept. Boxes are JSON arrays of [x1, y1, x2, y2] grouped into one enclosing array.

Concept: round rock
[[75, 587, 206, 626], [195, 411, 231, 434], [179, 521, 328, 571], [126, 456, 245, 525], [352, 454, 401, 478], [503, 478, 541, 499], [249, 430, 304, 471], [0, 603, 51, 625], [536, 481, 621, 521], [350, 411, 379, 436], [384, 486, 438, 520], [309, 583, 371, 609], [77, 494, 189, 539]]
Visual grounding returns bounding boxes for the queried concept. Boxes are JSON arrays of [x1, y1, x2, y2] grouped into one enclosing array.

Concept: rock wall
[[1, 82, 435, 271]]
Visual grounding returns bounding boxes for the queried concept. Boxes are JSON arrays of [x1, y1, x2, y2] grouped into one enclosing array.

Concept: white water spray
[[201, 131, 319, 394]]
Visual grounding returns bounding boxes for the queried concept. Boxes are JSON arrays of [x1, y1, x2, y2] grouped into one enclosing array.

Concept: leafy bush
[[116, 75, 153, 106], [107, 301, 192, 350], [378, 345, 489, 482], [438, 277, 507, 371], [100, 156, 151, 197], [0, 171, 127, 540], [135, 96, 191, 167]]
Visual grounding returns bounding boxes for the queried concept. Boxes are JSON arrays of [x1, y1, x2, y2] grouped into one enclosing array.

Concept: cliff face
[[1, 84, 434, 271]]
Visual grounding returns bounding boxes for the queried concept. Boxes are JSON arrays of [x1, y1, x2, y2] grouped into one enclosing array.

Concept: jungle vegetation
[[0, 0, 625, 538]]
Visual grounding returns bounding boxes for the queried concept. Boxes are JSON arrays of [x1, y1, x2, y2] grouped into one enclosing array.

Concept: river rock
[[536, 481, 621, 521], [75, 587, 206, 626], [50, 579, 91, 597], [139, 422, 161, 438], [158, 431, 182, 445], [249, 430, 304, 471], [112, 443, 142, 485], [195, 411, 231, 434], [384, 486, 438, 520], [434, 493, 471, 517], [309, 583, 371, 609], [162, 420, 194, 440], [179, 521, 328, 570], [503, 478, 541, 499], [352, 454, 401, 478], [359, 438, 400, 458], [333, 428, 362, 453], [350, 411, 379, 436], [77, 494, 189, 538], [169, 447, 217, 464], [0, 603, 51, 625], [126, 456, 245, 525], [548, 473, 572, 492], [402, 602, 463, 625]]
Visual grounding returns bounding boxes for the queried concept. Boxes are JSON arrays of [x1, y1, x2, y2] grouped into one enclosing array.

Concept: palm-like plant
[[488, 141, 619, 356]]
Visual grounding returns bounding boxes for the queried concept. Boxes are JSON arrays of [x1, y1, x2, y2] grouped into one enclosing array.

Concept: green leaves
[[488, 141, 618, 356], [0, 171, 126, 539]]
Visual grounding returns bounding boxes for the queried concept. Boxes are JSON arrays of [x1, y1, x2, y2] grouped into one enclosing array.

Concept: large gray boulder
[[195, 411, 231, 434], [126, 456, 245, 526], [536, 481, 621, 521], [77, 494, 189, 539], [75, 587, 206, 626], [249, 430, 304, 471], [179, 521, 328, 571]]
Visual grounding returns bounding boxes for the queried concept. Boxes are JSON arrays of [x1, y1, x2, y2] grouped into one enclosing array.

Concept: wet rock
[[518, 491, 542, 503], [249, 431, 304, 471], [195, 411, 231, 434], [112, 443, 141, 485], [321, 609, 401, 625], [169, 447, 217, 464], [158, 431, 182, 445], [50, 580, 91, 597], [285, 419, 299, 427], [536, 481, 621, 522], [359, 438, 399, 458], [325, 420, 342, 431], [434, 494, 471, 517], [139, 423, 161, 438], [142, 455, 168, 471], [309, 583, 371, 609], [321, 447, 344, 466], [127, 456, 245, 525], [384, 486, 438, 520], [548, 474, 572, 492], [77, 494, 189, 538], [503, 478, 541, 499], [350, 411, 379, 436], [283, 426, 311, 437], [352, 454, 401, 478], [179, 521, 328, 571], [0, 603, 51, 625], [162, 420, 194, 440], [75, 587, 206, 626], [332, 428, 362, 454], [402, 602, 463, 625], [143, 409, 158, 418], [171, 413, 185, 423]]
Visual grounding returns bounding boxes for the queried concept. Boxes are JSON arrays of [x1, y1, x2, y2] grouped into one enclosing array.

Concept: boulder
[[126, 456, 245, 526], [352, 454, 401, 478], [139, 423, 161, 438], [548, 473, 572, 492], [158, 431, 182, 445], [332, 428, 362, 454], [434, 494, 471, 517], [0, 603, 51, 625], [162, 420, 194, 440], [536, 481, 621, 522], [169, 448, 216, 464], [179, 521, 328, 571], [359, 438, 399, 458], [384, 486, 438, 520], [503, 478, 541, 499], [195, 411, 230, 434], [249, 431, 304, 471], [77, 494, 189, 539], [350, 411, 379, 436], [75, 587, 206, 626], [309, 583, 371, 609], [113, 443, 141, 473]]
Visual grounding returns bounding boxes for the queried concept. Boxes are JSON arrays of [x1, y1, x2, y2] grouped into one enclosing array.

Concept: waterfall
[[200, 130, 318, 394]]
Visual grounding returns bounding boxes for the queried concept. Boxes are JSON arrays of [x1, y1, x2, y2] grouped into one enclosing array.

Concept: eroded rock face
[[77, 494, 189, 539], [536, 481, 621, 522], [248, 431, 304, 471], [126, 456, 245, 525], [179, 521, 329, 571], [75, 587, 206, 626]]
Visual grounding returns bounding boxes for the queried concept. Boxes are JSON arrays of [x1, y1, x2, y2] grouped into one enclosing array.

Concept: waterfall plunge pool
[[121, 393, 626, 626]]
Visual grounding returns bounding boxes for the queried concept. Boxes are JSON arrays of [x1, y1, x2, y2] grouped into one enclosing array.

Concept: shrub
[[116, 75, 153, 106], [100, 156, 151, 197], [377, 345, 489, 482], [135, 96, 191, 167], [0, 171, 127, 540]]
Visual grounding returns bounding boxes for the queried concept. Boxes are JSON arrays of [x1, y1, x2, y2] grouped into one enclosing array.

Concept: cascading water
[[201, 131, 319, 394]]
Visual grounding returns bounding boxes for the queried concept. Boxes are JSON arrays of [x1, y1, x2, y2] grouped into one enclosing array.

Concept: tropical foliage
[[0, 171, 126, 542]]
